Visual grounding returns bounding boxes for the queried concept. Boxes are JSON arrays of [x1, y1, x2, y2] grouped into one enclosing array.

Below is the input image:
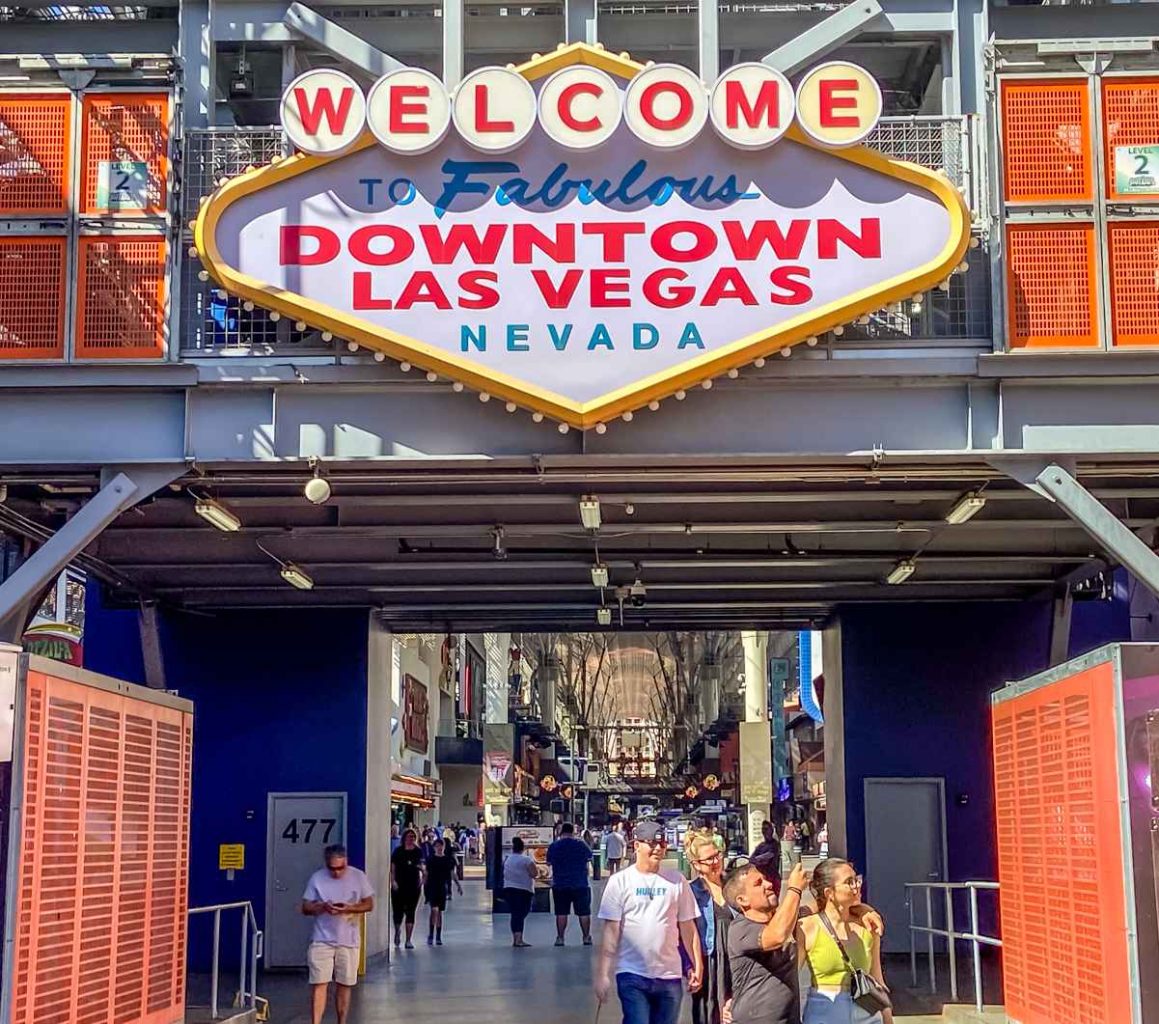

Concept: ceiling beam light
[[193, 498, 242, 533], [591, 563, 609, 588], [279, 563, 315, 590], [596, 606, 612, 626], [945, 492, 987, 525], [886, 560, 916, 585], [579, 496, 601, 530]]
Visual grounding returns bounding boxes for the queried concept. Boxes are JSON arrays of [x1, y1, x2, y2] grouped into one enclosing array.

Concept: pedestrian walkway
[[247, 879, 1002, 1024]]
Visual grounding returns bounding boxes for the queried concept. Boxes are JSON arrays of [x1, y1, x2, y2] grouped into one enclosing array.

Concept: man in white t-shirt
[[594, 821, 703, 1024], [301, 844, 375, 1024]]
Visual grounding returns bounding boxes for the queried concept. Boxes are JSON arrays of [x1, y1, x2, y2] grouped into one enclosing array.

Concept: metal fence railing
[[905, 881, 1002, 1014], [188, 900, 264, 1020]]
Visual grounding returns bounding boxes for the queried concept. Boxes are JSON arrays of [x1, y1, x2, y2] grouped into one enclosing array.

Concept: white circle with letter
[[453, 66, 537, 153], [538, 66, 622, 150], [623, 63, 708, 149], [366, 67, 451, 154], [710, 63, 795, 150], [281, 68, 367, 156]]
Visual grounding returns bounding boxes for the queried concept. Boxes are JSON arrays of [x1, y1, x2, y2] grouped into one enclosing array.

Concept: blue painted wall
[[85, 589, 370, 967], [1068, 569, 1132, 658]]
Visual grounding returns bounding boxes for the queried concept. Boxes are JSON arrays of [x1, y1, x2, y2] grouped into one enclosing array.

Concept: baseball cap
[[634, 821, 666, 843]]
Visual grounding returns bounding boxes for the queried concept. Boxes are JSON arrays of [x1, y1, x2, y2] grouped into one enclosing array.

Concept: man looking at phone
[[301, 844, 375, 1024]]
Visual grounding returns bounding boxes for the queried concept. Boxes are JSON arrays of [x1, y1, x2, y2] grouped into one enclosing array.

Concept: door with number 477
[[266, 792, 348, 967]]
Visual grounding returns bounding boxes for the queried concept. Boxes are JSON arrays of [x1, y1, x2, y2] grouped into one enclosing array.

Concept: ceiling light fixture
[[596, 606, 612, 626], [280, 563, 315, 590], [304, 457, 332, 505], [945, 491, 987, 525], [591, 563, 609, 588], [579, 496, 601, 530], [193, 497, 241, 533], [886, 560, 916, 585]]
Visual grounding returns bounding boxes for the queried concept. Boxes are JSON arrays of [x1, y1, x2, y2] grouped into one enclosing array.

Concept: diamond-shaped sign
[[195, 46, 969, 429]]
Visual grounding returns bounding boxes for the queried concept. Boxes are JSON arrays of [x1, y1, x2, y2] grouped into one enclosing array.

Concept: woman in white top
[[502, 837, 539, 947]]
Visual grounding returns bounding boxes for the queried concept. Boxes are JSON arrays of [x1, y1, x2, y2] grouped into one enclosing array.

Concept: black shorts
[[552, 886, 592, 916], [425, 886, 447, 911], [392, 887, 420, 925]]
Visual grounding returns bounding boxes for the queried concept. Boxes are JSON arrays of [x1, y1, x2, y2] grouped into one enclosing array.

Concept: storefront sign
[[21, 624, 83, 667], [196, 45, 969, 428], [402, 673, 429, 752], [739, 719, 773, 805], [1114, 144, 1159, 195]]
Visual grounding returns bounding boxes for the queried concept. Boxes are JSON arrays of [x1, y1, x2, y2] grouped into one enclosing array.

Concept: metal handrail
[[904, 881, 1001, 1014], [188, 901, 264, 1020]]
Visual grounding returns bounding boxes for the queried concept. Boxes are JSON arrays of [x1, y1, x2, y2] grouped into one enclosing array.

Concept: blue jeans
[[616, 973, 683, 1024]]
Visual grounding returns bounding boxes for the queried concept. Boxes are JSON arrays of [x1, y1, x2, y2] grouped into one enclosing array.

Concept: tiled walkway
[[248, 878, 1004, 1024]]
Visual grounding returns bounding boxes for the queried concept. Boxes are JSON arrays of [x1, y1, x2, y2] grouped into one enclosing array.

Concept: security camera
[[630, 578, 647, 608]]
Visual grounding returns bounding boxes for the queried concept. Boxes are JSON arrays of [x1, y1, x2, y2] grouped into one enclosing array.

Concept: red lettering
[[349, 225, 415, 266], [590, 269, 631, 308], [352, 271, 392, 310], [640, 81, 693, 130], [643, 268, 695, 309], [293, 86, 356, 136], [722, 220, 808, 261], [512, 224, 576, 264], [559, 82, 603, 132], [531, 269, 584, 309], [420, 224, 507, 265], [581, 223, 645, 262], [819, 79, 859, 128], [817, 218, 881, 259], [725, 79, 781, 129], [769, 266, 813, 305], [651, 221, 717, 262], [701, 267, 758, 306], [459, 270, 499, 309], [395, 271, 451, 310], [390, 85, 430, 134], [474, 83, 514, 133], [280, 225, 340, 265]]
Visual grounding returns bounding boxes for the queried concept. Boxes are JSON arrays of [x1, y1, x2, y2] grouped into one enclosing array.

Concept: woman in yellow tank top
[[794, 859, 892, 1024]]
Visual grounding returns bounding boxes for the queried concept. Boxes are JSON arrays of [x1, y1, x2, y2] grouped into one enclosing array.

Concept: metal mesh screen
[[11, 670, 193, 1024], [180, 127, 283, 222], [1103, 76, 1159, 201], [865, 116, 965, 193], [80, 93, 169, 215], [0, 93, 72, 215], [1108, 220, 1159, 346], [992, 662, 1134, 1024], [76, 236, 166, 358], [1001, 79, 1091, 203], [0, 237, 66, 358], [1006, 223, 1098, 348]]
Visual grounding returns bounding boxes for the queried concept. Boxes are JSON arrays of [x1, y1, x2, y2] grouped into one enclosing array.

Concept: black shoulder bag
[[817, 913, 892, 1015]]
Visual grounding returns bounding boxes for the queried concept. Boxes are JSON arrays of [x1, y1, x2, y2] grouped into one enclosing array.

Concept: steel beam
[[284, 2, 403, 76], [698, 0, 719, 82], [0, 466, 183, 642], [179, 0, 214, 129], [565, 0, 597, 46], [762, 0, 883, 76], [1048, 589, 1073, 667], [443, 0, 464, 88], [1033, 463, 1159, 601]]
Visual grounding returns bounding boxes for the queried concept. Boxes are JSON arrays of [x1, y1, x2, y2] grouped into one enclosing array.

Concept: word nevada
[[281, 58, 883, 157]]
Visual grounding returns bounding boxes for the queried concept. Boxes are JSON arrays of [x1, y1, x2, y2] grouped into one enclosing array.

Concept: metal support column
[[762, 0, 883, 76], [284, 3, 403, 77], [443, 0, 464, 90], [179, 0, 215, 129], [698, 0, 719, 83], [741, 630, 770, 853], [1049, 589, 1074, 667], [565, 0, 597, 46], [0, 465, 184, 642]]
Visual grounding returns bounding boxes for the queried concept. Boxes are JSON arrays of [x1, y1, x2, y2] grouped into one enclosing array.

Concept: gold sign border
[[195, 43, 971, 429]]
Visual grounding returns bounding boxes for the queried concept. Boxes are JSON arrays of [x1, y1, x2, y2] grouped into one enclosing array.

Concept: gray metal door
[[265, 792, 347, 967], [863, 778, 947, 954]]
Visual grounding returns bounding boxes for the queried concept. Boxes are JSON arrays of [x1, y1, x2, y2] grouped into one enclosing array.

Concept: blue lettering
[[678, 323, 705, 349], [548, 324, 573, 351], [507, 324, 530, 351], [359, 177, 384, 205], [461, 325, 486, 352], [633, 324, 660, 350], [388, 177, 416, 205], [588, 324, 614, 350], [436, 160, 520, 214]]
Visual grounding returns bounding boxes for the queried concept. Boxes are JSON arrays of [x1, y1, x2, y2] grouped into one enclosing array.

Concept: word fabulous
[[280, 59, 883, 158]]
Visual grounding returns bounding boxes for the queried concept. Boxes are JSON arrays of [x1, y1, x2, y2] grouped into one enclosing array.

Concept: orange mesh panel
[[992, 660, 1133, 1024], [0, 237, 65, 359], [1108, 221, 1159, 346], [11, 670, 192, 1024], [1103, 77, 1159, 200], [75, 236, 166, 358], [1001, 79, 1092, 202], [1006, 223, 1099, 348], [80, 93, 168, 215], [0, 93, 72, 214]]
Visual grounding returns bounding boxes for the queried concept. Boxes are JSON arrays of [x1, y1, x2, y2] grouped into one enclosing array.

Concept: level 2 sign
[[195, 45, 970, 429]]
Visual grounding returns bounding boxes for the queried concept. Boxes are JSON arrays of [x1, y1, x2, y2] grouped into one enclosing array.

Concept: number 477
[[282, 817, 337, 843]]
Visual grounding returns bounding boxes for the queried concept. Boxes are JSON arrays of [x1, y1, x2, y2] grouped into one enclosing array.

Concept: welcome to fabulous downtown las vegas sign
[[193, 45, 970, 430]]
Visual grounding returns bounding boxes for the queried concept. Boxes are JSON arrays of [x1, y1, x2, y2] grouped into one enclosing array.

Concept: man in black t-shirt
[[724, 861, 809, 1024], [390, 828, 426, 949], [423, 838, 463, 945], [750, 820, 781, 896]]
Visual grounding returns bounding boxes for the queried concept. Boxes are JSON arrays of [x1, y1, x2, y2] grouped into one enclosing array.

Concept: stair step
[[184, 1006, 257, 1024]]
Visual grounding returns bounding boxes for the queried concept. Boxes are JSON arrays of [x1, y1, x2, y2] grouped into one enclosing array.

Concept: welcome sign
[[195, 45, 970, 428]]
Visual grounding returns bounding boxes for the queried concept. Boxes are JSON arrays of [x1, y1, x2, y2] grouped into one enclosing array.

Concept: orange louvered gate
[[3, 657, 192, 1024], [75, 236, 168, 359], [0, 94, 72, 216]]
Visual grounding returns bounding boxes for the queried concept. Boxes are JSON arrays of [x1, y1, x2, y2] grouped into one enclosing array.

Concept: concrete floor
[[243, 878, 1005, 1024]]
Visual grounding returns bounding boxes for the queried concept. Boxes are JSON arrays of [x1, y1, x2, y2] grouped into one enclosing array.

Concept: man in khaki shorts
[[301, 844, 375, 1024]]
